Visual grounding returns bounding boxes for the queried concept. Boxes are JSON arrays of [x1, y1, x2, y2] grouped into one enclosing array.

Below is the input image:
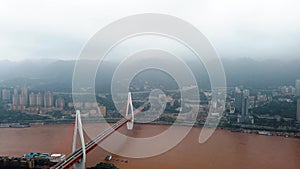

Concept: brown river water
[[0, 123, 299, 169]]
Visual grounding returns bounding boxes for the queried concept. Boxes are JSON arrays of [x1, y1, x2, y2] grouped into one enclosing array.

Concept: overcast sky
[[0, 0, 300, 61]]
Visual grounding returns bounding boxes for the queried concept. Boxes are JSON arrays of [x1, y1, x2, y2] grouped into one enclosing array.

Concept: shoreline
[[1, 120, 300, 139]]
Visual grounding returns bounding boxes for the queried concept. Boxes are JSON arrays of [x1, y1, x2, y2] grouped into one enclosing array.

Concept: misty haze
[[0, 1, 300, 169]]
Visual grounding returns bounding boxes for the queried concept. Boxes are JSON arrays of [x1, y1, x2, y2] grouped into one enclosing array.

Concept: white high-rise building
[[12, 93, 19, 105], [21, 85, 28, 106], [13, 88, 18, 95], [29, 92, 37, 107], [1, 88, 11, 101], [19, 94, 27, 106], [36, 92, 43, 107], [44, 91, 53, 108], [21, 85, 28, 96]]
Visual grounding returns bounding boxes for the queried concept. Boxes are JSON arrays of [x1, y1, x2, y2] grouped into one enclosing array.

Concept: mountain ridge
[[0, 57, 299, 91]]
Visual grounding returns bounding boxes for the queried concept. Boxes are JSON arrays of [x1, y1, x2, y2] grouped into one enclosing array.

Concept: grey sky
[[0, 0, 300, 61]]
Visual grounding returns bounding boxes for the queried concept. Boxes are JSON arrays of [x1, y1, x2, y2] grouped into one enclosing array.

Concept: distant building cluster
[[0, 85, 106, 118], [67, 102, 106, 117], [1, 79, 300, 127], [280, 86, 296, 95], [1, 85, 65, 113], [221, 79, 300, 129], [171, 80, 300, 128]]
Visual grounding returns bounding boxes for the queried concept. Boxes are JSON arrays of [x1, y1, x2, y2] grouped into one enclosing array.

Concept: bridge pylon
[[125, 92, 134, 130], [72, 110, 86, 169]]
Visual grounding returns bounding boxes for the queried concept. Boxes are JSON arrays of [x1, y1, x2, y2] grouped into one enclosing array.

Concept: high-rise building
[[296, 80, 300, 95], [229, 100, 235, 114], [1, 88, 11, 101], [235, 89, 250, 117], [248, 96, 255, 109], [297, 99, 300, 121], [19, 94, 27, 106], [29, 92, 37, 107], [36, 92, 43, 107], [20, 85, 28, 107], [235, 89, 250, 114], [44, 91, 53, 108], [12, 93, 19, 105], [234, 90, 243, 113], [21, 85, 28, 96], [55, 97, 65, 109], [242, 97, 249, 116], [13, 88, 18, 95]]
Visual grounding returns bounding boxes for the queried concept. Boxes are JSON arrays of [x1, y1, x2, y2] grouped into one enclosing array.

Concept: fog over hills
[[0, 58, 299, 91], [221, 58, 300, 88]]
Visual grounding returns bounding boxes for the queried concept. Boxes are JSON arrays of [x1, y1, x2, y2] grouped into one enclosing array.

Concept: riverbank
[[0, 156, 56, 169], [0, 156, 118, 169], [1, 119, 300, 139]]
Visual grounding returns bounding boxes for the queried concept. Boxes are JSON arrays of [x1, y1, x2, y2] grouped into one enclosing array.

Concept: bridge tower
[[72, 110, 86, 169], [125, 92, 134, 130]]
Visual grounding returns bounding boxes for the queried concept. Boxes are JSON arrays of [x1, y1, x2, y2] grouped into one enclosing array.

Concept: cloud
[[0, 0, 299, 61], [0, 28, 84, 60]]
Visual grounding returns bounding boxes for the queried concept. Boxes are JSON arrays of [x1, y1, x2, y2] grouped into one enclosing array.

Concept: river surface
[[0, 123, 299, 169]]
